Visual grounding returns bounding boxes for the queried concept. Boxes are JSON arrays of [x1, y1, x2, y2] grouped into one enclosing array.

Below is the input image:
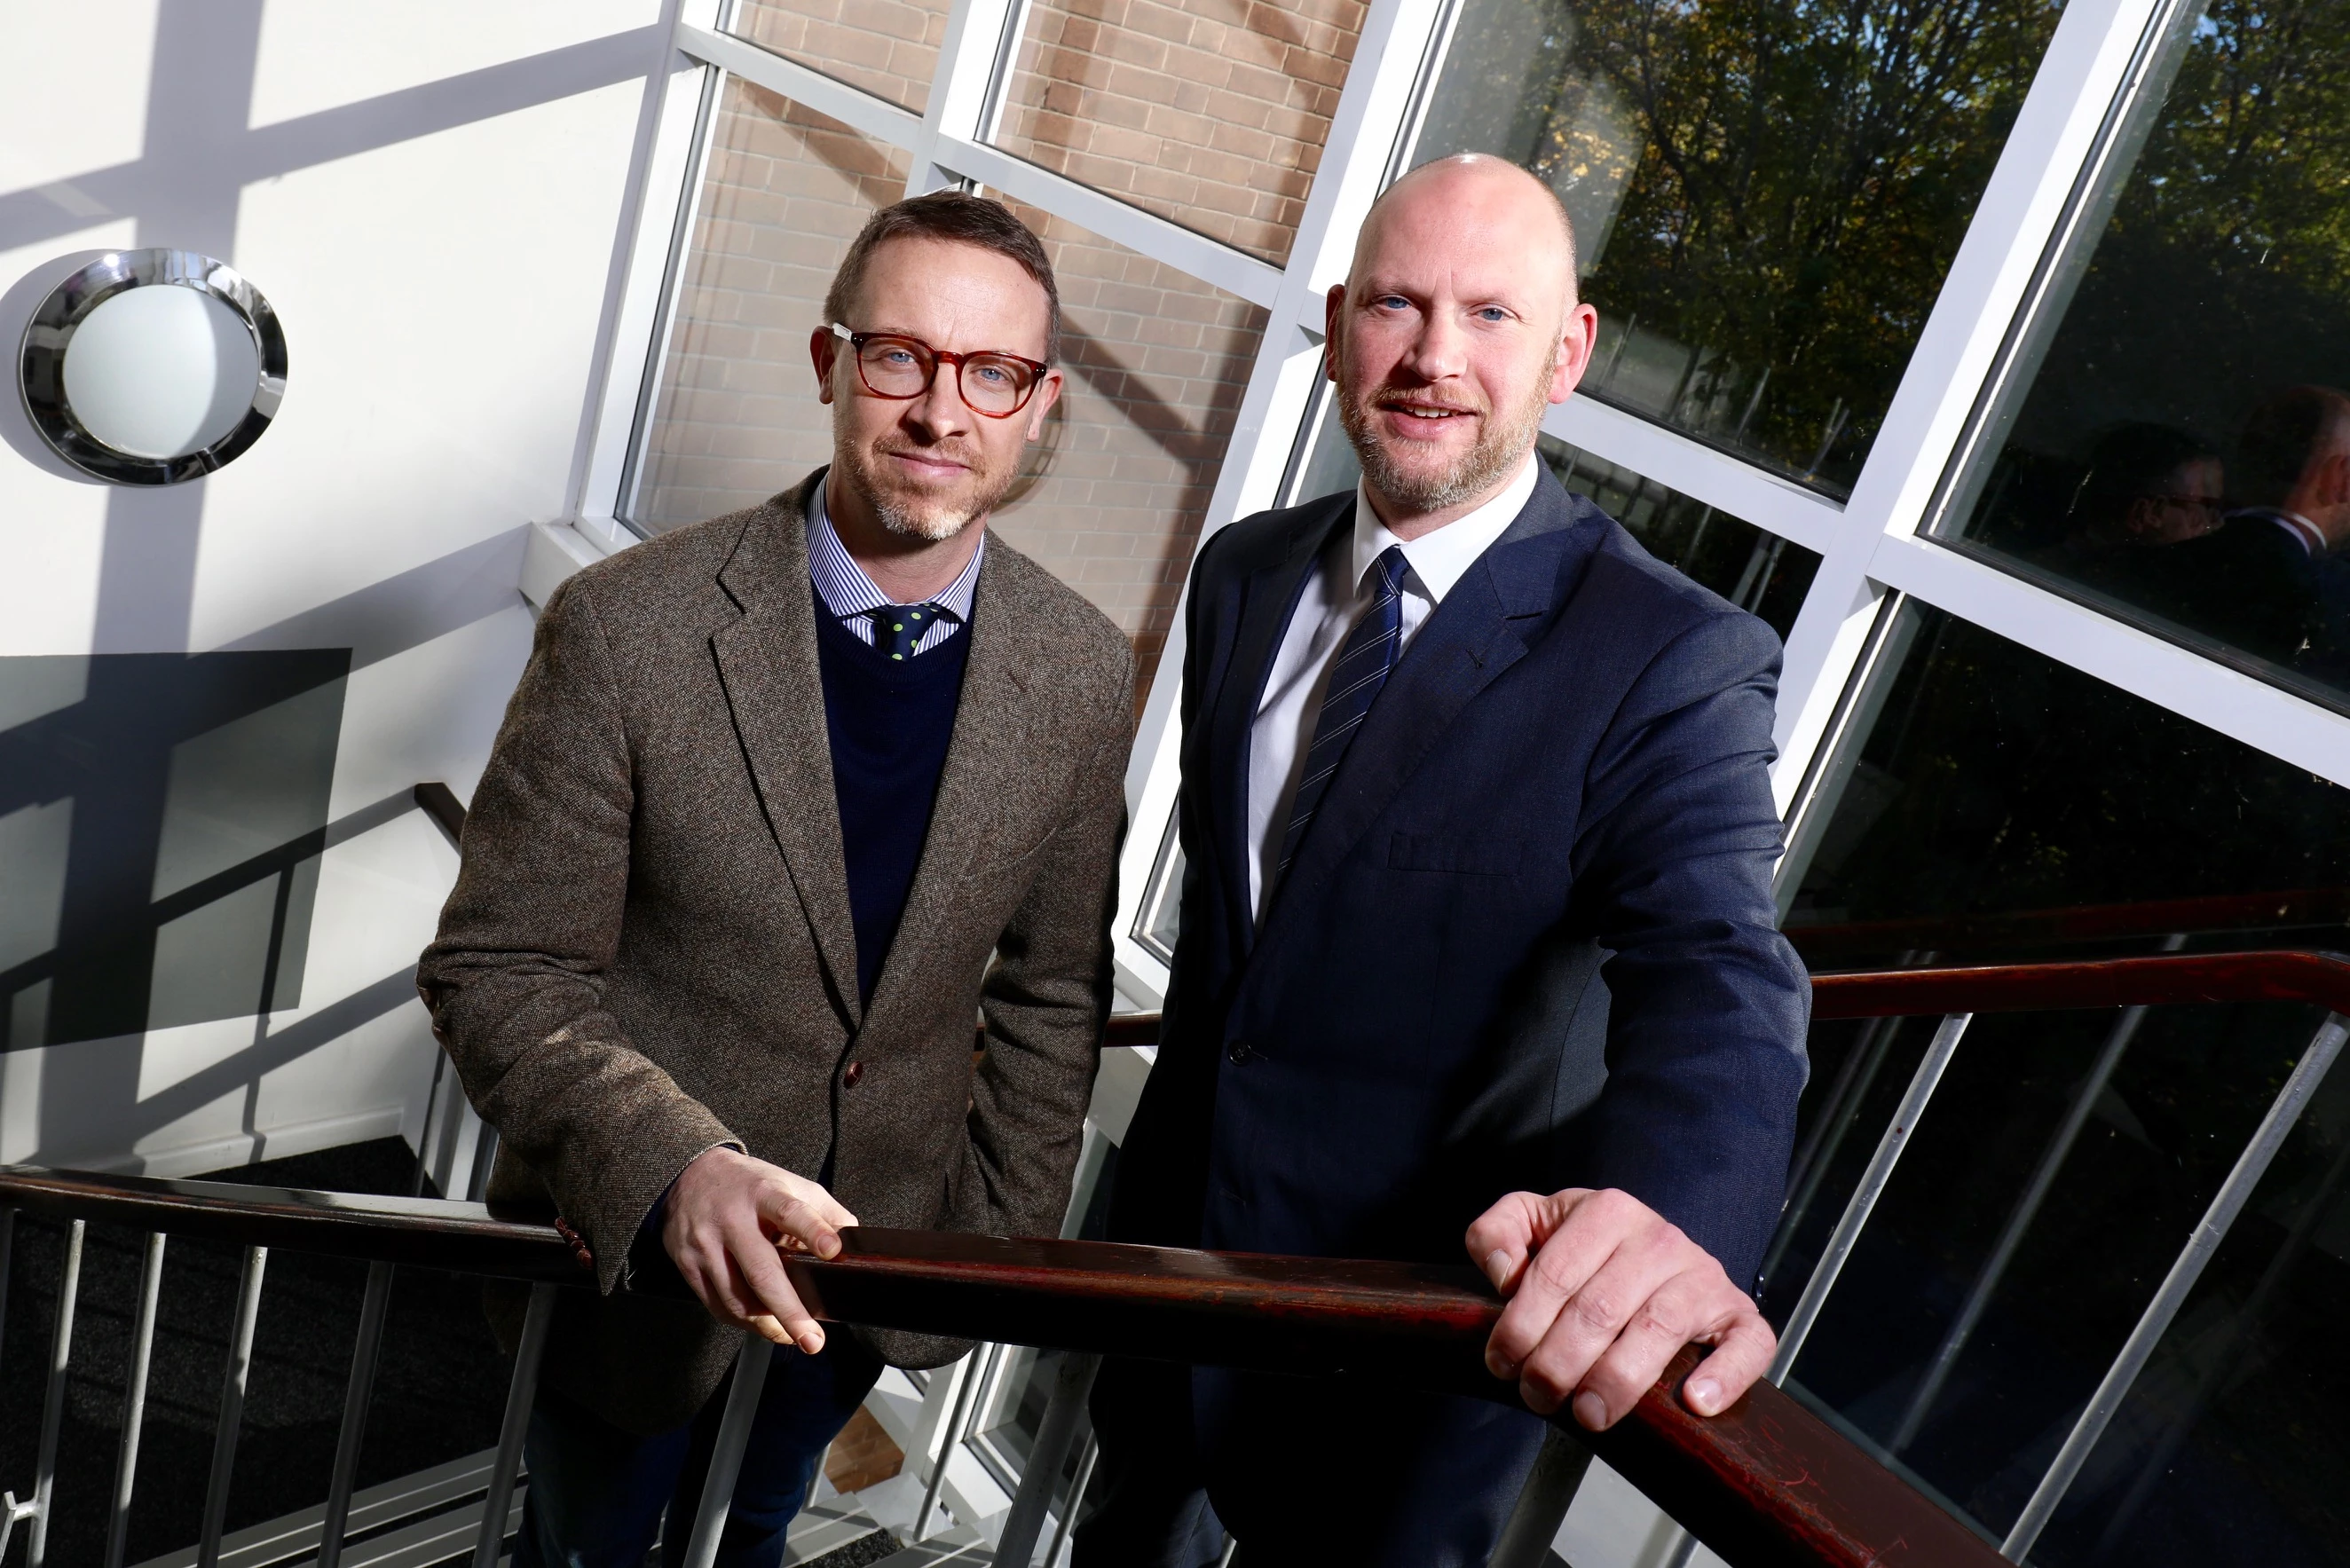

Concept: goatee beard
[[1336, 347, 1556, 514], [832, 418, 1013, 542]]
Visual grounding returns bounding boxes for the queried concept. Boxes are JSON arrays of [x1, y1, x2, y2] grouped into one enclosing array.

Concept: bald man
[[1080, 156, 1810, 1565]]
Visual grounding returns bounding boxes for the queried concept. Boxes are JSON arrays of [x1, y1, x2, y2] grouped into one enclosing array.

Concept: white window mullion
[[675, 23, 926, 150], [903, 0, 1023, 197], [1541, 397, 1843, 558]]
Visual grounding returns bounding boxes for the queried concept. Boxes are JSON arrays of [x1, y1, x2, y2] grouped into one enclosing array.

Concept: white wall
[[0, 0, 671, 1178]]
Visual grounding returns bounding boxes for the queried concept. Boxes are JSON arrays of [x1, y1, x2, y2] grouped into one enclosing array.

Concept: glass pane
[[1538, 434, 1818, 640], [728, 0, 948, 115], [1782, 600, 2350, 967], [988, 0, 1366, 264], [1931, 0, 2350, 712], [988, 194, 1267, 689], [629, 83, 912, 534], [1282, 401, 1821, 640], [1411, 0, 2066, 496], [1762, 997, 2336, 1558], [2031, 1045, 2350, 1565]]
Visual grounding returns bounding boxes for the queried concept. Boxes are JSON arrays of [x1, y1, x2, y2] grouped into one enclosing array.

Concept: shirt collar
[[807, 472, 985, 619], [1349, 451, 1540, 601]]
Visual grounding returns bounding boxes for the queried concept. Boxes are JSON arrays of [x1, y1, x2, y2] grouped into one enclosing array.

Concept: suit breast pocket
[[1386, 830, 1524, 877]]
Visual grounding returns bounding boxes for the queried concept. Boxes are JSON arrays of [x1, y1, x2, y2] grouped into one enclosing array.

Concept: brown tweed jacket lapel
[[864, 533, 1047, 1023], [710, 475, 862, 1029]]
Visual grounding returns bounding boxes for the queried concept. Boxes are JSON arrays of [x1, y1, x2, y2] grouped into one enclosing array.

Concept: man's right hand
[[660, 1146, 859, 1353]]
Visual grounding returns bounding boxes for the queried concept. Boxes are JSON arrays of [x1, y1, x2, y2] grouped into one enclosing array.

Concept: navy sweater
[[812, 591, 972, 1007]]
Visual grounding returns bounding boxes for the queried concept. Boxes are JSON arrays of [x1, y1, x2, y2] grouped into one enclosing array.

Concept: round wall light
[[16, 249, 287, 485]]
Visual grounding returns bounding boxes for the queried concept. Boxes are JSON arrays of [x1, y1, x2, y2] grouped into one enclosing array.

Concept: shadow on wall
[[1, 0, 658, 1170]]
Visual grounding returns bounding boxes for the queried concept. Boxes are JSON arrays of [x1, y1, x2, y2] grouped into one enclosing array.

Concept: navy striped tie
[[1277, 546, 1408, 882]]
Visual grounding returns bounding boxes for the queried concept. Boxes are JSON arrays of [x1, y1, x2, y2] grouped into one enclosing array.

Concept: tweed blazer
[[418, 472, 1132, 1432]]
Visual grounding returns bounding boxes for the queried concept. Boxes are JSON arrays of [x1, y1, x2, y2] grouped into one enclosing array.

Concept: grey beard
[[1337, 351, 1557, 514]]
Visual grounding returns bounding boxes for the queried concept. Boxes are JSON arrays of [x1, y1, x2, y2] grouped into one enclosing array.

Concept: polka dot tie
[[870, 603, 947, 661]]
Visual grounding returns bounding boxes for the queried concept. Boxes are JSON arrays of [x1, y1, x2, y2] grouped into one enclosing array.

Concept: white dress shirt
[[806, 475, 984, 653], [1246, 453, 1541, 918]]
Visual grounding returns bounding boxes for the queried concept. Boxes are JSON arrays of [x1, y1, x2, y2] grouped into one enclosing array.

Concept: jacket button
[[1226, 1040, 1253, 1065], [842, 1060, 864, 1088]]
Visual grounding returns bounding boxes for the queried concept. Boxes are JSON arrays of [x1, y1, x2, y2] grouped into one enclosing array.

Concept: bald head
[[1323, 153, 1597, 536], [1354, 154, 1579, 312]]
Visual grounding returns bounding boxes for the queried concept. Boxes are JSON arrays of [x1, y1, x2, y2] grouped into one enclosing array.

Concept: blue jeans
[[516, 1336, 884, 1568]]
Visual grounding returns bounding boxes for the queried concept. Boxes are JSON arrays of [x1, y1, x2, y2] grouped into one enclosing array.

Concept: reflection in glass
[[1538, 434, 1818, 639], [1781, 601, 2350, 964], [988, 0, 1364, 264], [0, 651, 348, 1049], [628, 83, 912, 534], [1762, 998, 2344, 1562], [1412, 0, 2065, 494], [1933, 0, 2350, 711], [987, 195, 1266, 689], [727, 0, 949, 114]]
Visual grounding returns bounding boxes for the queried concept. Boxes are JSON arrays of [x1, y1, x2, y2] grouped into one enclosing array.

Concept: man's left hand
[[1465, 1187, 1777, 1430]]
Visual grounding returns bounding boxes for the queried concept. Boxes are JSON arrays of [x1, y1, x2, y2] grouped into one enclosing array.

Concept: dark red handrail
[[1784, 886, 2350, 963], [1809, 948, 2350, 1019]]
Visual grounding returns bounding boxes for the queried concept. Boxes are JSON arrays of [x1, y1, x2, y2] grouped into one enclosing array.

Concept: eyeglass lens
[[856, 336, 1037, 415]]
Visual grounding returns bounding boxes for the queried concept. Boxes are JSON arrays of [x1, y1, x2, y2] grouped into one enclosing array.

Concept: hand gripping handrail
[[0, 1169, 1996, 1568]]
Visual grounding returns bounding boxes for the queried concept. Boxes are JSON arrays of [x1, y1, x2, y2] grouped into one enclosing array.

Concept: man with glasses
[[421, 191, 1132, 1568]]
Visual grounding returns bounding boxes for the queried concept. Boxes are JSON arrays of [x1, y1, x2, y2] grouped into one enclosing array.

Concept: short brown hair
[[2236, 384, 2350, 505], [823, 190, 1061, 360]]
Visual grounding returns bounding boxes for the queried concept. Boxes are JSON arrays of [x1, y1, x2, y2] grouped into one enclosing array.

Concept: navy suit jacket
[[1111, 470, 1810, 1290]]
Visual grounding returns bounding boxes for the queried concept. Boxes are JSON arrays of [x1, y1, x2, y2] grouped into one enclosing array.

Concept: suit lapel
[[1204, 497, 1352, 951], [712, 475, 864, 1028], [1253, 472, 1596, 958], [864, 534, 1035, 1020]]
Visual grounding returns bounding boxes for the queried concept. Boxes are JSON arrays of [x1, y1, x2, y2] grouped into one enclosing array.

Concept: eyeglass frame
[[827, 322, 1052, 418]]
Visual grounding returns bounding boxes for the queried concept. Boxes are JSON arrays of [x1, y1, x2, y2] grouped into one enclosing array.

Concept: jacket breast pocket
[[1386, 830, 1523, 877]]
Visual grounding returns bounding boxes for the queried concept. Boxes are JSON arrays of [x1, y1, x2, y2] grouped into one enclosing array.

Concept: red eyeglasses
[[830, 323, 1050, 418]]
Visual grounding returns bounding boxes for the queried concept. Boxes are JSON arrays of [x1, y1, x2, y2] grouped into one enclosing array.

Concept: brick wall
[[993, 0, 1365, 263], [989, 195, 1266, 689], [732, 0, 949, 114]]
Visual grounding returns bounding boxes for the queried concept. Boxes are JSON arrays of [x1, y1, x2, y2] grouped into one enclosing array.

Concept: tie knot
[[869, 603, 945, 661], [1370, 545, 1408, 597]]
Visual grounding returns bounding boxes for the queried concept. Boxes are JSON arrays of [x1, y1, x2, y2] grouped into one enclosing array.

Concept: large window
[[1931, 0, 2350, 713], [1411, 0, 2067, 495], [629, 82, 911, 533]]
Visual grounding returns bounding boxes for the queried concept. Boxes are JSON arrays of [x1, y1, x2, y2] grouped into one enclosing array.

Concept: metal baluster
[[1489, 1426, 1594, 1568], [1045, 1433, 1099, 1568], [103, 1232, 168, 1568], [318, 1261, 397, 1568], [26, 1218, 86, 1568], [1999, 1011, 2349, 1561], [996, 1351, 1100, 1566], [1890, 997, 2157, 1455], [412, 1052, 449, 1198], [913, 1344, 990, 1543], [678, 1334, 776, 1568], [473, 1281, 557, 1568], [1771, 1012, 1972, 1383], [198, 1244, 269, 1568], [1758, 1013, 1904, 1294], [0, 1207, 15, 1381], [2089, 1123, 2350, 1562]]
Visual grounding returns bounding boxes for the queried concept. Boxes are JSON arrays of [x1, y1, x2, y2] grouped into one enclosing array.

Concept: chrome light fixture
[[16, 248, 287, 485]]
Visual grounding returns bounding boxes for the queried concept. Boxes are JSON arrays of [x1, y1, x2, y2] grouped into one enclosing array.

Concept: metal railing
[[4, 939, 2340, 1564]]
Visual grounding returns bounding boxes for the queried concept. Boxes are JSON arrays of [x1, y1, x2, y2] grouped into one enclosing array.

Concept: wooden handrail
[[0, 1168, 1999, 1568]]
